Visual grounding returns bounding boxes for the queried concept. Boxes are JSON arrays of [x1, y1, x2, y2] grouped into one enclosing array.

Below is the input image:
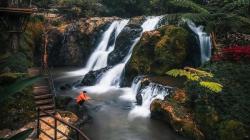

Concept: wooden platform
[[0, 7, 35, 14]]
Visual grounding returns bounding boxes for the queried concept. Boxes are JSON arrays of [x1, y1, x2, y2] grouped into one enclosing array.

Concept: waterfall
[[96, 16, 163, 87], [67, 19, 129, 76], [187, 21, 212, 64], [86, 19, 129, 71], [129, 82, 172, 119]]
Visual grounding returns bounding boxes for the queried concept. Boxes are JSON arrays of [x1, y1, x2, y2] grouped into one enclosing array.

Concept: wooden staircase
[[29, 67, 56, 116]]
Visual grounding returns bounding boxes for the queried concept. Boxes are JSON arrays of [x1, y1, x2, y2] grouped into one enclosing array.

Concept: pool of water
[[52, 68, 188, 140]]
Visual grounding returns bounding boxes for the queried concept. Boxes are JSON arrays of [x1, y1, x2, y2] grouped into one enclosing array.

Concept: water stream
[[187, 21, 212, 64], [96, 16, 163, 87], [57, 16, 190, 140], [53, 68, 187, 140]]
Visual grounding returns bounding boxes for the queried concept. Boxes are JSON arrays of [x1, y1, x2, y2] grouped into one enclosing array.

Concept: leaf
[[8, 128, 34, 140], [0, 76, 41, 102], [199, 81, 223, 93], [166, 69, 200, 81], [170, 0, 209, 14]]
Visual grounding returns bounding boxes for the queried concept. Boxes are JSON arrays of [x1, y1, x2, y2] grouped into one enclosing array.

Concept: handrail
[[37, 109, 90, 140]]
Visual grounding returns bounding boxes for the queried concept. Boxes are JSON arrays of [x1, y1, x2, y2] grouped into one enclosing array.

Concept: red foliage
[[212, 45, 250, 61]]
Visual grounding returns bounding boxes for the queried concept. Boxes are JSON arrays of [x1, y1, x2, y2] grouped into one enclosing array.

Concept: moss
[[126, 25, 189, 81], [0, 87, 36, 129], [219, 120, 247, 140], [185, 61, 250, 139]]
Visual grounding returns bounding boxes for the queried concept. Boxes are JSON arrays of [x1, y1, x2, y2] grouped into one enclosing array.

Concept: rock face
[[150, 89, 204, 140], [46, 17, 119, 67], [80, 66, 112, 86], [125, 25, 190, 83], [108, 17, 145, 66]]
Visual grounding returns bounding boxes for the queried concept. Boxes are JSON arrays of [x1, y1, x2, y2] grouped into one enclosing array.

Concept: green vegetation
[[185, 62, 250, 140], [167, 67, 223, 93]]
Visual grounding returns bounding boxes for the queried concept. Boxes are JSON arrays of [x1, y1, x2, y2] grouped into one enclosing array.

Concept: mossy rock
[[219, 120, 248, 140], [126, 25, 189, 82], [150, 99, 204, 140]]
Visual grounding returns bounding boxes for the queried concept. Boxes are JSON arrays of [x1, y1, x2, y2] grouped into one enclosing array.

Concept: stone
[[81, 66, 112, 86], [39, 112, 78, 140], [125, 25, 190, 84], [150, 98, 204, 140]]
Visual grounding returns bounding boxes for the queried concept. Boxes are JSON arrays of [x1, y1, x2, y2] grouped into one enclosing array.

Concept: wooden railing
[[0, 0, 32, 8], [37, 109, 90, 140]]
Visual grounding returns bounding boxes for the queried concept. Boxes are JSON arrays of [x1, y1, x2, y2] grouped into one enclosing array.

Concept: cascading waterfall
[[187, 21, 212, 64], [96, 16, 163, 87], [68, 19, 129, 76], [86, 19, 129, 71], [129, 80, 172, 119]]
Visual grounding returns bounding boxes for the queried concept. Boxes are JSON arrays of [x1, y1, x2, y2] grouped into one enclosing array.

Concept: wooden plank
[[0, 7, 35, 14]]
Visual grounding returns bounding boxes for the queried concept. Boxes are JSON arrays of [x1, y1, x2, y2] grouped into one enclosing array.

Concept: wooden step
[[34, 94, 53, 100], [35, 99, 54, 106], [34, 85, 49, 89], [33, 89, 50, 94], [39, 105, 55, 110]]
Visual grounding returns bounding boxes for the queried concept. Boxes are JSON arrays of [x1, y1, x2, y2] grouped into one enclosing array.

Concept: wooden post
[[54, 117, 57, 139], [36, 108, 40, 138]]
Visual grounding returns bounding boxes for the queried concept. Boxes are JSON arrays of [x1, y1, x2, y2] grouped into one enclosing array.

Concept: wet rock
[[80, 66, 112, 86], [125, 25, 190, 83], [41, 17, 119, 67], [136, 93, 143, 105], [60, 83, 72, 91], [108, 24, 143, 66], [150, 89, 204, 140]]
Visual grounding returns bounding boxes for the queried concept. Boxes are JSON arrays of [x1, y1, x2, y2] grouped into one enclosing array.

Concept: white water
[[68, 19, 129, 76], [187, 21, 212, 64], [129, 80, 172, 119], [96, 16, 163, 87]]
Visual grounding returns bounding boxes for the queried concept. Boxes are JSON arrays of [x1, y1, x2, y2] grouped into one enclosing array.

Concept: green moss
[[219, 120, 247, 140], [0, 87, 36, 129], [127, 25, 189, 78]]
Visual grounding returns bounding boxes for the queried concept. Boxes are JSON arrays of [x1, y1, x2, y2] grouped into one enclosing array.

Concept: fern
[[0, 76, 41, 102], [166, 68, 223, 93], [184, 67, 213, 78], [170, 0, 209, 14], [233, 0, 250, 6], [166, 69, 200, 81], [199, 81, 223, 93]]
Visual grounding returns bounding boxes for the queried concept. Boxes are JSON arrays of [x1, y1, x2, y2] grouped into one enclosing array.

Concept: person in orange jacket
[[76, 91, 91, 105]]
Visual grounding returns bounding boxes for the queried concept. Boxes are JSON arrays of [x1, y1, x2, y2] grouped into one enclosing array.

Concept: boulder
[[150, 89, 204, 140], [108, 24, 143, 66], [125, 25, 189, 83], [43, 17, 118, 67], [80, 66, 112, 86]]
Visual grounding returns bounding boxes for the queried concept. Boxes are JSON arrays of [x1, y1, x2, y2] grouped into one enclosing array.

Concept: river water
[[52, 68, 188, 140]]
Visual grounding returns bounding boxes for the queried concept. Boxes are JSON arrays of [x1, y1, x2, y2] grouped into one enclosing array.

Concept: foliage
[[213, 45, 250, 61], [169, 0, 209, 14], [185, 62, 250, 140], [9, 128, 33, 140], [0, 76, 41, 103], [0, 128, 33, 140], [218, 120, 247, 140], [167, 67, 223, 93]]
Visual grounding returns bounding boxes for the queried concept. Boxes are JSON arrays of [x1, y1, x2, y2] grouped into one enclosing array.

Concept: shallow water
[[52, 68, 188, 140]]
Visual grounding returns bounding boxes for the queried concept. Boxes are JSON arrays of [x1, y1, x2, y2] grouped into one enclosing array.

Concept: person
[[76, 91, 91, 105]]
